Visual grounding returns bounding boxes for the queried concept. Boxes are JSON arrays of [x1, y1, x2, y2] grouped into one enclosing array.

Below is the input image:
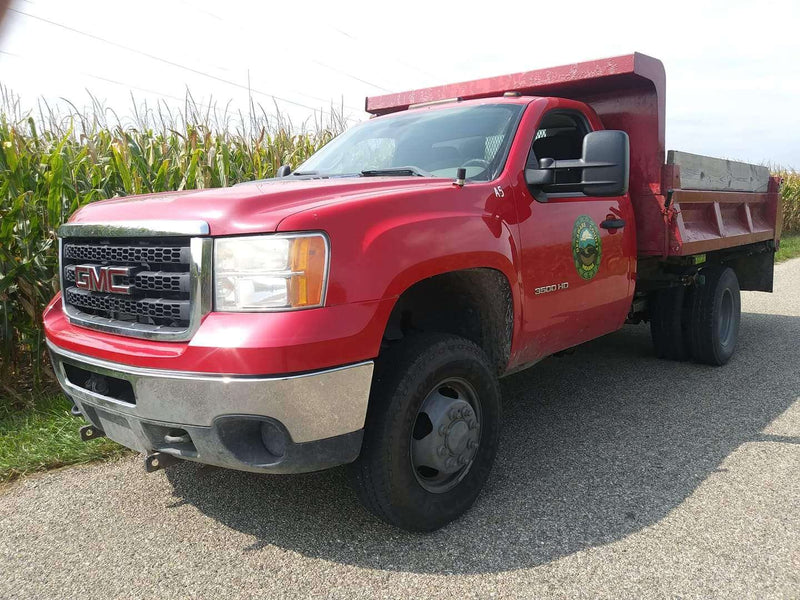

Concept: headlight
[[214, 233, 328, 311]]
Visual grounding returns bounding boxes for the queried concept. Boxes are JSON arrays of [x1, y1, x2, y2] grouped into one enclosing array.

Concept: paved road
[[2, 260, 799, 600]]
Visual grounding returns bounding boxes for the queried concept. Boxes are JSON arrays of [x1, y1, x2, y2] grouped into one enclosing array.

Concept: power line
[[1, 50, 330, 134], [0, 49, 210, 108], [8, 7, 351, 116], [168, 1, 397, 94], [327, 25, 441, 83], [311, 59, 392, 92]]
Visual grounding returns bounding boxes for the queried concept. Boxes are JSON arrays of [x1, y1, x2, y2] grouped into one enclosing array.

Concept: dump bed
[[366, 53, 782, 257], [661, 151, 781, 256]]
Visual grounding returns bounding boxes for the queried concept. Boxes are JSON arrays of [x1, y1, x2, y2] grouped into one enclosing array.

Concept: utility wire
[[8, 7, 348, 116], [0, 49, 212, 109], [327, 25, 441, 82], [311, 59, 391, 92], [1, 50, 342, 136], [169, 0, 396, 94]]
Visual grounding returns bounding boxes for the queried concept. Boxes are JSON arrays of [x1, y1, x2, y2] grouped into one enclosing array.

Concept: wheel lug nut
[[438, 425, 447, 436], [458, 455, 467, 465], [449, 408, 459, 420], [468, 419, 477, 429], [438, 445, 448, 456], [468, 440, 477, 449], [446, 457, 457, 469]]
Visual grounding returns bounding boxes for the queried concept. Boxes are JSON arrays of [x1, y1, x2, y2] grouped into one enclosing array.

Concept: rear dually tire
[[689, 266, 741, 366]]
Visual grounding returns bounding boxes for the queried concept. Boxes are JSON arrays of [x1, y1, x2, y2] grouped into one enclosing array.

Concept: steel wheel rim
[[719, 288, 734, 346], [410, 377, 482, 494]]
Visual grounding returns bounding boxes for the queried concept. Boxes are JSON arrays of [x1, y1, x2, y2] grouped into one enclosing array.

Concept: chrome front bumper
[[47, 341, 373, 473]]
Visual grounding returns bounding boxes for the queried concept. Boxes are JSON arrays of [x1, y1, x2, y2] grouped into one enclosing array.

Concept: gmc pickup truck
[[44, 53, 782, 531]]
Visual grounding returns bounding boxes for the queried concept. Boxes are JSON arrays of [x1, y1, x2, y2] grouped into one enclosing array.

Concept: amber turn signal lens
[[289, 235, 327, 307]]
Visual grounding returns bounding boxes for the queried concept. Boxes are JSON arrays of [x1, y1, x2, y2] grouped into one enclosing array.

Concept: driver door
[[513, 108, 634, 362]]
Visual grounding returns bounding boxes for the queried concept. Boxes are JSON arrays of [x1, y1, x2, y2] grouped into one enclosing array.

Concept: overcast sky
[[1, 0, 798, 168]]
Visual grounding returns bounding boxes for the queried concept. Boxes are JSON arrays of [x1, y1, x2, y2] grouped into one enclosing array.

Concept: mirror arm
[[539, 159, 616, 171]]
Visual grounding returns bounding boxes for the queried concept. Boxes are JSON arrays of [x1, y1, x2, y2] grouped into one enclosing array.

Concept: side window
[[527, 111, 590, 192]]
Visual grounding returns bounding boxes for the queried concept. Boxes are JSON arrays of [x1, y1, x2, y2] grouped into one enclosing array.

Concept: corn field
[[776, 170, 800, 234], [1, 87, 799, 409], [0, 88, 341, 406]]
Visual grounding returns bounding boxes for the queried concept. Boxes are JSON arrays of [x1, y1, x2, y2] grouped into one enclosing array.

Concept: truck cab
[[44, 53, 782, 531]]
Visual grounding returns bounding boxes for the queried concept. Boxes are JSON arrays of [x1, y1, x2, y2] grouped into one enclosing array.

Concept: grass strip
[[776, 233, 800, 263], [0, 392, 129, 483]]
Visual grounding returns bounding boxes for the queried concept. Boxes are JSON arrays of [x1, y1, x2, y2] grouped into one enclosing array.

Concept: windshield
[[294, 103, 524, 181]]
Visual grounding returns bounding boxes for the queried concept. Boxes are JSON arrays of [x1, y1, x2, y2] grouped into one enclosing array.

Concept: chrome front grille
[[64, 266, 190, 293], [65, 287, 190, 321], [58, 221, 211, 341], [64, 243, 190, 264]]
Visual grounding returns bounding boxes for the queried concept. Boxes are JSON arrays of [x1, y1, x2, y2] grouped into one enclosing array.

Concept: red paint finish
[[67, 177, 485, 237], [45, 96, 627, 375], [506, 99, 637, 362], [44, 293, 396, 374], [44, 53, 779, 379], [665, 180, 783, 256], [367, 53, 666, 255]]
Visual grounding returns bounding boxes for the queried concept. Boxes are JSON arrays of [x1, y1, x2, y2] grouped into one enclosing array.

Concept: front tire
[[348, 333, 501, 532]]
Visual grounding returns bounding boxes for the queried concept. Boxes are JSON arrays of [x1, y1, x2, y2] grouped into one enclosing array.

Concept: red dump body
[[366, 53, 782, 257]]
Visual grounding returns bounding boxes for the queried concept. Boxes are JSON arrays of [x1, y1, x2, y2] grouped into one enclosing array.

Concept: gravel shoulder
[[2, 259, 799, 599]]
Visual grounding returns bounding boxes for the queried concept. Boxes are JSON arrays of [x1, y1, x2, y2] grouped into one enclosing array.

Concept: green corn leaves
[[0, 96, 337, 404]]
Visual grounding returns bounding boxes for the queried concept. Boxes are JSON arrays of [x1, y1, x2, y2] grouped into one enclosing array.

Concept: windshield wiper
[[360, 166, 432, 178], [292, 170, 320, 176]]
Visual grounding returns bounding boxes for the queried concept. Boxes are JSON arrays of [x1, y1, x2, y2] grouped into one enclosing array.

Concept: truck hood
[[67, 177, 453, 236]]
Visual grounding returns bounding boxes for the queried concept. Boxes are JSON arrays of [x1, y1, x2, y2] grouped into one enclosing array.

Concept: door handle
[[600, 218, 625, 230]]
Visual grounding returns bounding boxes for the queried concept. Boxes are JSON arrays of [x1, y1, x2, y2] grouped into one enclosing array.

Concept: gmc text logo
[[74, 265, 132, 295]]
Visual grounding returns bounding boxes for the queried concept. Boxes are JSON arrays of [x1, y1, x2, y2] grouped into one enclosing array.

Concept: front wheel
[[348, 333, 501, 531]]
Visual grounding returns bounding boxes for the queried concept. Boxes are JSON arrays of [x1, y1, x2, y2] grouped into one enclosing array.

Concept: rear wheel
[[348, 333, 501, 532], [689, 266, 741, 365]]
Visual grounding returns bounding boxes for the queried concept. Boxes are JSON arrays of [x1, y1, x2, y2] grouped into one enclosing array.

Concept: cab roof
[[366, 52, 667, 198]]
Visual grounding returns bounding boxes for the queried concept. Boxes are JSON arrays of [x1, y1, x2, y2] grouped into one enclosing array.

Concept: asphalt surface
[[2, 259, 799, 600]]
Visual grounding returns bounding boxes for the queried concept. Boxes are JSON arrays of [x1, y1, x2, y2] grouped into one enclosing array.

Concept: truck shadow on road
[[165, 311, 799, 574]]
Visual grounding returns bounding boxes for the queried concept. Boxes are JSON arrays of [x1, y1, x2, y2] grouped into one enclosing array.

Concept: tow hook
[[79, 425, 105, 441], [70, 402, 83, 418], [144, 452, 180, 473]]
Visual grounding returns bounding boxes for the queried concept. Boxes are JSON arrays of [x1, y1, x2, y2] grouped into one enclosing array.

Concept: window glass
[[529, 111, 590, 189], [295, 103, 524, 181]]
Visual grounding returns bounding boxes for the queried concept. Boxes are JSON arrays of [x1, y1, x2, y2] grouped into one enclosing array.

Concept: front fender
[[277, 182, 524, 357], [277, 183, 521, 304]]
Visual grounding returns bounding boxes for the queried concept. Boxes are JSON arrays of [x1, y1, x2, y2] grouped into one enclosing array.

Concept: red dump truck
[[44, 53, 782, 531]]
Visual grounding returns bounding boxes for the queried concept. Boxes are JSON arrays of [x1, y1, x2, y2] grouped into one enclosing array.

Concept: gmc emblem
[[74, 265, 133, 295]]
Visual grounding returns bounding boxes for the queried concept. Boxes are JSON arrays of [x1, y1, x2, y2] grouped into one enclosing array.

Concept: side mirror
[[276, 164, 292, 177], [580, 130, 629, 196], [524, 158, 555, 187], [524, 130, 630, 199]]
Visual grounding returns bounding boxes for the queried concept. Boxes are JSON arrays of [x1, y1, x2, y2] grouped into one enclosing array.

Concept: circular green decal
[[572, 215, 602, 280]]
